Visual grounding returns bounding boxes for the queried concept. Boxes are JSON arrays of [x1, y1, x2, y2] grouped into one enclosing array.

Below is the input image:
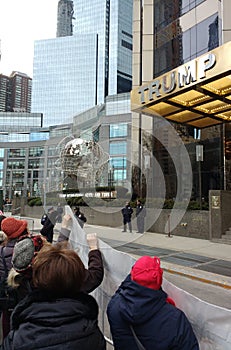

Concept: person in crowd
[[1, 242, 106, 350], [0, 215, 6, 244], [40, 206, 58, 243], [7, 233, 47, 303], [136, 199, 146, 233], [58, 214, 104, 293], [121, 201, 133, 233], [0, 217, 29, 339], [107, 255, 199, 350], [73, 206, 87, 228], [56, 203, 64, 223]]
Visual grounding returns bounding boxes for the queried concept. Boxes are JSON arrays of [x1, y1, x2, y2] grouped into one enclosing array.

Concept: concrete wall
[[22, 205, 209, 240]]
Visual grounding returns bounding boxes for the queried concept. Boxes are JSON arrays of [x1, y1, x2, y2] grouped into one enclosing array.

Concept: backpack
[[0, 247, 18, 311], [41, 213, 48, 225]]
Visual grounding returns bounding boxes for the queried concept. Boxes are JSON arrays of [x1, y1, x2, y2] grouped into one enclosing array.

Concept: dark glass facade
[[148, 0, 224, 203], [154, 1, 219, 77]]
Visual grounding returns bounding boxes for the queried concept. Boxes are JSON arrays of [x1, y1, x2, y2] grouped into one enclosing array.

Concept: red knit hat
[[1, 217, 28, 239], [131, 256, 163, 290]]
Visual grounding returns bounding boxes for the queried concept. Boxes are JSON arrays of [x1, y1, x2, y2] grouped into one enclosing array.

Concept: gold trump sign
[[131, 41, 231, 128]]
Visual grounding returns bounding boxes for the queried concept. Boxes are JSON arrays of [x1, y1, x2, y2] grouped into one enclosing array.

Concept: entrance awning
[[131, 41, 231, 128]]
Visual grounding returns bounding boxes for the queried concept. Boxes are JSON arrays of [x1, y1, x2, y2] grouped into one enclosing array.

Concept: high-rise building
[[56, 0, 74, 37], [32, 34, 98, 127], [31, 0, 133, 127], [0, 71, 32, 112], [131, 0, 231, 199], [72, 0, 133, 96]]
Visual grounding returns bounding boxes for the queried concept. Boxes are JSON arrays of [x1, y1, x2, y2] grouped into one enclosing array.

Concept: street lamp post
[[108, 166, 114, 200], [196, 144, 204, 210]]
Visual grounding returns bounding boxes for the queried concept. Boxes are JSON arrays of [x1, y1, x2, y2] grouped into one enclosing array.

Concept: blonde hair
[[7, 268, 20, 288]]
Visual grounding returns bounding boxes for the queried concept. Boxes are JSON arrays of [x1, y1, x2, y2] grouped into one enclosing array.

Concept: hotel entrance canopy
[[131, 41, 231, 129]]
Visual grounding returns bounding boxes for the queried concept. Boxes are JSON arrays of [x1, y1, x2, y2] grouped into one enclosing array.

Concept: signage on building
[[137, 53, 215, 104], [59, 191, 117, 199], [131, 41, 231, 128]]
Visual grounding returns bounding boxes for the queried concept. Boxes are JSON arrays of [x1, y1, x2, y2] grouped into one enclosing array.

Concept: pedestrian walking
[[121, 201, 133, 232], [107, 255, 199, 350], [136, 199, 146, 233], [1, 242, 106, 350]]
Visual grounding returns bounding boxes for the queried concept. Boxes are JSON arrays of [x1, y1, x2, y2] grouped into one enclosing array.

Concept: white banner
[[65, 206, 231, 349]]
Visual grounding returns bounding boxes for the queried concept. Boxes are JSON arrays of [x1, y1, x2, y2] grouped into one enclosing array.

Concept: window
[[182, 14, 219, 62], [110, 123, 127, 138], [181, 0, 205, 15], [29, 147, 44, 157], [8, 148, 26, 158], [109, 157, 126, 168], [121, 40, 132, 50], [113, 169, 127, 181], [109, 142, 127, 155]]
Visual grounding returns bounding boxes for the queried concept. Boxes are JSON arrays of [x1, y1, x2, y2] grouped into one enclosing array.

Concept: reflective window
[[110, 157, 126, 168], [182, 0, 205, 15], [113, 169, 127, 181], [30, 132, 49, 141], [28, 159, 43, 169], [109, 142, 127, 155], [48, 146, 59, 156], [110, 123, 127, 138], [182, 14, 219, 62], [0, 149, 4, 158], [29, 147, 44, 157], [8, 149, 26, 158], [7, 160, 25, 169], [155, 12, 219, 76]]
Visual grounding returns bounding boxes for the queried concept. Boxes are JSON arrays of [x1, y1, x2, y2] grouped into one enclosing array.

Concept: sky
[[0, 0, 59, 77]]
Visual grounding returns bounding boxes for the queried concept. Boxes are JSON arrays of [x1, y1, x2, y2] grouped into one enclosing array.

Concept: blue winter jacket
[[107, 275, 199, 350]]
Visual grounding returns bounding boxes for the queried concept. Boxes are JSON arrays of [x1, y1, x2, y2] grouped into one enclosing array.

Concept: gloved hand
[[87, 233, 98, 251]]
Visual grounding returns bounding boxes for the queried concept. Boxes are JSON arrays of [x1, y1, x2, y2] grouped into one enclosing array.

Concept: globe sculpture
[[59, 138, 109, 186]]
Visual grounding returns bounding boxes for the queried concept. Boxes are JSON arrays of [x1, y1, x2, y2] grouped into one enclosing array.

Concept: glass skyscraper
[[32, 0, 133, 127], [32, 35, 98, 127]]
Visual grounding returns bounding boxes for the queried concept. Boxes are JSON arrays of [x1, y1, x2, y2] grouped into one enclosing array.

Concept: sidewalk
[[82, 223, 231, 290], [21, 216, 231, 290]]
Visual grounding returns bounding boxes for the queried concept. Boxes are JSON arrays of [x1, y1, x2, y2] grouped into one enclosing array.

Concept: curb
[[162, 264, 231, 290]]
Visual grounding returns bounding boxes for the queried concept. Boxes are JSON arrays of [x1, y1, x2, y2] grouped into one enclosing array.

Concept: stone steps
[[220, 227, 231, 243]]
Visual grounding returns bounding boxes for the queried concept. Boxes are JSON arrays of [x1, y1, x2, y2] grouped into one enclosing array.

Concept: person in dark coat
[[136, 199, 146, 233], [107, 255, 199, 350], [40, 207, 58, 243], [58, 214, 104, 293], [73, 206, 87, 228], [121, 201, 133, 232], [0, 217, 29, 339], [1, 242, 106, 350]]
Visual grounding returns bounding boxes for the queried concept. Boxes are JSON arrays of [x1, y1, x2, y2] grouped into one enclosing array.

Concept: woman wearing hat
[[0, 217, 29, 338], [107, 256, 199, 350], [1, 242, 106, 350]]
